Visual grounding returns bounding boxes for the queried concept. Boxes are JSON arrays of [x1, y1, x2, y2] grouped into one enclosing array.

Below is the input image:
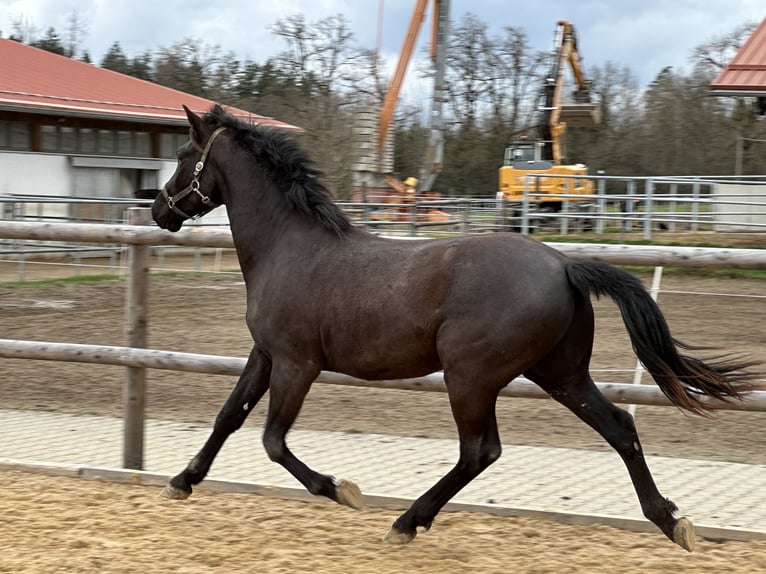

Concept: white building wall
[[0, 152, 70, 196], [0, 150, 231, 227]]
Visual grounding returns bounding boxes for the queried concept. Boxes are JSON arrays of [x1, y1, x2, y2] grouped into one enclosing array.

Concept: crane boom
[[376, 0, 448, 192], [377, 0, 429, 155]]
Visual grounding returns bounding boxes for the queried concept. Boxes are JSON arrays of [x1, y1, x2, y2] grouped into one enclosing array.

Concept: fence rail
[[2, 220, 765, 268], [1, 212, 765, 469], [2, 338, 764, 412]]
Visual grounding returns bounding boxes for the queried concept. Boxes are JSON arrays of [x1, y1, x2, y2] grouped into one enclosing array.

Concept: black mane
[[202, 105, 351, 235]]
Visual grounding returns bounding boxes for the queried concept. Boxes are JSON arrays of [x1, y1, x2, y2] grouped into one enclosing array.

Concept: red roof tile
[[0, 38, 299, 129], [711, 17, 766, 96]]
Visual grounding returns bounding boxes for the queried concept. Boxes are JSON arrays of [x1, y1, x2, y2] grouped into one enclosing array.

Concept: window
[[0, 122, 161, 157], [9, 122, 32, 150], [40, 125, 58, 152], [117, 130, 133, 155], [135, 132, 151, 157], [79, 128, 96, 154], [98, 130, 115, 154], [60, 127, 77, 153], [159, 133, 187, 158]]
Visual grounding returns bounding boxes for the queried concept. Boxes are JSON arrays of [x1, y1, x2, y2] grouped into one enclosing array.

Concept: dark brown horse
[[149, 104, 756, 552]]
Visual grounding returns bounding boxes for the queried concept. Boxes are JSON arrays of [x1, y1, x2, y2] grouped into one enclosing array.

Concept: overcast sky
[[2, 0, 764, 90]]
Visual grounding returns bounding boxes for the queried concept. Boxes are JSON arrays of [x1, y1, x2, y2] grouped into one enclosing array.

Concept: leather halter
[[160, 126, 228, 220]]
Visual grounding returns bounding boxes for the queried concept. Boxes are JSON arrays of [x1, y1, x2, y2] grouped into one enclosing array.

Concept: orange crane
[[376, 0, 449, 193]]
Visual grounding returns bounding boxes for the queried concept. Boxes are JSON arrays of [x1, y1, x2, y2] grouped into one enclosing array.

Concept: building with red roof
[[710, 17, 766, 103], [0, 38, 296, 222]]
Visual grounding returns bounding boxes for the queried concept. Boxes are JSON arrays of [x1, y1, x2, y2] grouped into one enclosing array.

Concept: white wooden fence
[[1, 209, 765, 470]]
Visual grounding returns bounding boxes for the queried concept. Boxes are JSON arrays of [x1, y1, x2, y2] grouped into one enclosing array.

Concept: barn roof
[[710, 17, 766, 96], [0, 38, 299, 129]]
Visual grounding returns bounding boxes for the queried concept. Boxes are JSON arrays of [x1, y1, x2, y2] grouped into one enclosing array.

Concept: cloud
[[2, 0, 762, 87]]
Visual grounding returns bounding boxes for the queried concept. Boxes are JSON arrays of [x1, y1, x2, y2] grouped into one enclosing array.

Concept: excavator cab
[[503, 138, 549, 168]]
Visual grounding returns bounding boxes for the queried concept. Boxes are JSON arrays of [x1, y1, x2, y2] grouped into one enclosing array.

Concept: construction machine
[[377, 0, 449, 194], [498, 20, 600, 211]]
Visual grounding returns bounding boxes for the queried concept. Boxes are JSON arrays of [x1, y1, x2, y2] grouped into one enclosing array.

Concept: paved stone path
[[1, 409, 763, 541]]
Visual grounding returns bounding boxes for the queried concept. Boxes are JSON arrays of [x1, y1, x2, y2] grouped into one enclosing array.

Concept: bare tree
[[691, 21, 757, 72], [270, 13, 358, 95], [65, 7, 88, 59], [568, 61, 642, 173], [443, 13, 493, 128], [9, 14, 38, 44], [489, 26, 546, 132]]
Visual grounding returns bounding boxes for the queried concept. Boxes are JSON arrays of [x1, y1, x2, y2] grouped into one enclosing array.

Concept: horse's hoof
[[383, 527, 416, 545], [161, 483, 191, 500], [672, 517, 696, 552], [335, 479, 364, 509]]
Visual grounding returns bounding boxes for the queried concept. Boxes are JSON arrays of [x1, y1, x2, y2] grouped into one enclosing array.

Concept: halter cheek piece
[[161, 126, 228, 220]]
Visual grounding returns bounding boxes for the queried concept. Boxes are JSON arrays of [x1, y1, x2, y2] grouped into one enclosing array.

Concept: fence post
[[644, 178, 654, 240], [461, 198, 470, 234], [521, 178, 531, 235], [691, 181, 700, 233], [626, 180, 635, 232], [560, 178, 571, 235], [669, 182, 677, 232], [123, 207, 151, 470], [596, 176, 606, 234]]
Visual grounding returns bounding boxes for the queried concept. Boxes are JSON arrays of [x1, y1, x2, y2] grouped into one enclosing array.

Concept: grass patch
[[0, 273, 121, 288], [537, 231, 765, 249], [536, 234, 766, 280], [622, 266, 766, 280]]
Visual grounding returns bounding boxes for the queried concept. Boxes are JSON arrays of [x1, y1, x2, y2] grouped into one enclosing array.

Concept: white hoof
[[673, 517, 696, 552], [161, 484, 191, 500], [383, 528, 416, 545], [336, 479, 364, 509]]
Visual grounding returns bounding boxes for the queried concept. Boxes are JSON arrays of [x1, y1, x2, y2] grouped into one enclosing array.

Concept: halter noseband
[[161, 126, 228, 220]]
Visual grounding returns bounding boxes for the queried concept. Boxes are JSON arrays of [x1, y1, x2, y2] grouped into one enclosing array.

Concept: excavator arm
[[542, 20, 600, 164]]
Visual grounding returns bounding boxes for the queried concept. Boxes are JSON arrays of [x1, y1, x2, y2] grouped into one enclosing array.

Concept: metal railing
[[1, 173, 764, 280]]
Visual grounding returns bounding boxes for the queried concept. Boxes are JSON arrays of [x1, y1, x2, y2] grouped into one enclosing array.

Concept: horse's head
[[152, 105, 228, 232]]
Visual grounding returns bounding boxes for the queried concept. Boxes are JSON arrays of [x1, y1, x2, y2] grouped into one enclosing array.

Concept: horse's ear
[[182, 105, 205, 144]]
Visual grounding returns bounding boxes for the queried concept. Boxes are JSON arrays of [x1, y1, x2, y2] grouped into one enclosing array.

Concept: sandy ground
[[1, 256, 765, 571], [2, 470, 766, 574]]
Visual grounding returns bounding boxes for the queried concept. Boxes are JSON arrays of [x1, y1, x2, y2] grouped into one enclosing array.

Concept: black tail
[[565, 260, 758, 415]]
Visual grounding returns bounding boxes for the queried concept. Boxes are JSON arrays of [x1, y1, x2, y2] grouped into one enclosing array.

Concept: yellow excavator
[[498, 20, 600, 211]]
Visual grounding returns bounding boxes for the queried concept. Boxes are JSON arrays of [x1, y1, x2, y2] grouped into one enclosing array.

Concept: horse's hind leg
[[163, 347, 271, 499], [261, 363, 363, 510], [529, 368, 696, 552]]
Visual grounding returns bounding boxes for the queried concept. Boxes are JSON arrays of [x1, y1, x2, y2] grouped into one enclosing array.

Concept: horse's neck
[[224, 183, 322, 275]]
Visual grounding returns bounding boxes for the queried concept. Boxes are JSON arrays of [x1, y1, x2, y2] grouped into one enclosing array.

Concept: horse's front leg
[[163, 347, 271, 499], [261, 363, 364, 510]]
